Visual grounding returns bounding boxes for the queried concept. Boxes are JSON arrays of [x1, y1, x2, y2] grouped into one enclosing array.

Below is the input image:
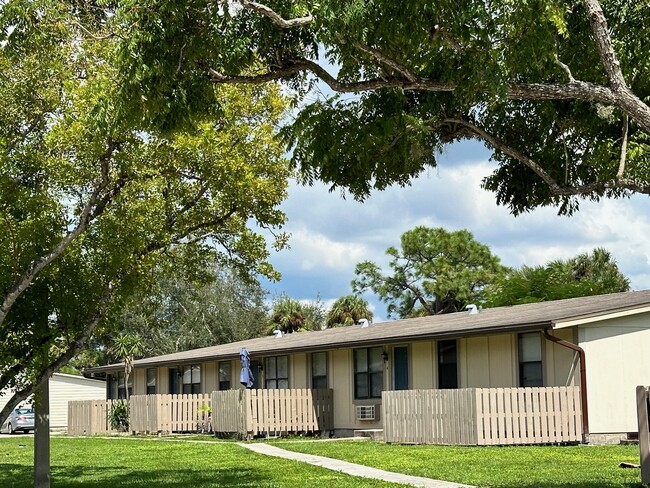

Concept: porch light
[[381, 351, 388, 362]]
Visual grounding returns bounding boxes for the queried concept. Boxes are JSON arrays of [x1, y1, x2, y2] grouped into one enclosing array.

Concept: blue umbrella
[[239, 347, 254, 388]]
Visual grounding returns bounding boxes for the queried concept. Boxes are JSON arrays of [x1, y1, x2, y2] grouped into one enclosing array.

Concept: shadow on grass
[[0, 464, 267, 488]]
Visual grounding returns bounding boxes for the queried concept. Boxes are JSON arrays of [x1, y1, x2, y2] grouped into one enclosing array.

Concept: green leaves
[[484, 247, 630, 307], [0, 0, 292, 421], [353, 226, 508, 318]]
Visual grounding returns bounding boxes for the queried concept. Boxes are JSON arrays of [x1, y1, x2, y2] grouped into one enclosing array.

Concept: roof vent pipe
[[358, 319, 370, 328], [466, 304, 479, 314], [273, 330, 283, 338]]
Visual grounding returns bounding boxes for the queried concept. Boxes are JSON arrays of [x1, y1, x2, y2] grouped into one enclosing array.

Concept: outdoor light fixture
[[381, 351, 389, 362]]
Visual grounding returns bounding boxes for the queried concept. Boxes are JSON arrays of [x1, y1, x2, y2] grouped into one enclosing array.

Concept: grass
[[0, 436, 398, 487], [269, 440, 645, 488], [1, 435, 645, 487]]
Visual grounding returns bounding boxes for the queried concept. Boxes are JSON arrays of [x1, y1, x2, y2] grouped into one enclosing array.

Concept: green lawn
[[0, 436, 397, 487], [270, 440, 645, 488], [1, 436, 645, 487]]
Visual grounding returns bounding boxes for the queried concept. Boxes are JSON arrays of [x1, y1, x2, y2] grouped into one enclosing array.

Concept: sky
[[261, 140, 650, 323]]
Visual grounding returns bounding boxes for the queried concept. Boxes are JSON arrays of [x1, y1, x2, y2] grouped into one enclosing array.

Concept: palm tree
[[110, 334, 145, 401], [268, 295, 307, 334], [326, 295, 373, 328]]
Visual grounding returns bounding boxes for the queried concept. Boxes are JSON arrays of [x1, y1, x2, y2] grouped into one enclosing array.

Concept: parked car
[[1, 407, 35, 434]]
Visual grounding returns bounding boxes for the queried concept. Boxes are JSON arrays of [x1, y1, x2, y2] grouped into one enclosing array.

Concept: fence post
[[637, 386, 650, 484]]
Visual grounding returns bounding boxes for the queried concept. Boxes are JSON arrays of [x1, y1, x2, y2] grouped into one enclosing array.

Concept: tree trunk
[[34, 378, 50, 488]]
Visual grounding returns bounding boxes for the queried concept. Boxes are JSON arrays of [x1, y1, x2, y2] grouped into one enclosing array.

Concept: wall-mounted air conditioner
[[356, 405, 376, 421]]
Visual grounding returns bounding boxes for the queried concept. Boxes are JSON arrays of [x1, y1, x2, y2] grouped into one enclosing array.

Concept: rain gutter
[[542, 329, 589, 443]]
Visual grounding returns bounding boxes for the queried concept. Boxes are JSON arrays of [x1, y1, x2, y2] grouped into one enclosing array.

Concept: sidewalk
[[238, 442, 474, 488]]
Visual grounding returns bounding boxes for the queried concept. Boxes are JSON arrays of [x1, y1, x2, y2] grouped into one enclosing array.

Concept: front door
[[393, 346, 409, 390]]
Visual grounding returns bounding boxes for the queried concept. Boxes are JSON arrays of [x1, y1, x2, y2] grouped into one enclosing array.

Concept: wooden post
[[636, 386, 650, 485]]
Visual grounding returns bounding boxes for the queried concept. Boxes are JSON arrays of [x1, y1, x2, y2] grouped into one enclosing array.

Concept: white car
[[1, 407, 35, 434]]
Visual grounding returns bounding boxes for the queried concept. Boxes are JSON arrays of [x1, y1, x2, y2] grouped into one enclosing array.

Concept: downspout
[[542, 329, 589, 444]]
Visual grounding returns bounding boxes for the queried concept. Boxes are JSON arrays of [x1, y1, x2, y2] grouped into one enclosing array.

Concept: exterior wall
[[158, 367, 170, 394], [458, 331, 577, 389], [49, 374, 105, 428], [291, 353, 308, 388], [120, 327, 589, 435], [410, 342, 434, 389], [1, 373, 105, 429], [545, 328, 578, 387], [578, 313, 650, 434], [133, 369, 146, 396], [204, 362, 217, 393], [461, 334, 516, 388]]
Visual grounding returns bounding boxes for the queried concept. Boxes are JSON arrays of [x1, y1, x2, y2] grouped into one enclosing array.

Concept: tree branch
[[617, 114, 629, 179], [443, 118, 565, 194], [0, 140, 118, 328], [442, 117, 650, 196], [240, 0, 313, 29], [583, 0, 626, 92], [554, 54, 575, 83], [208, 59, 621, 106], [350, 40, 417, 82]]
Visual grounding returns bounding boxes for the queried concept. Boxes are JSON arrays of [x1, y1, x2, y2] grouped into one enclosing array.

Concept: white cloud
[[288, 228, 368, 271], [264, 141, 650, 319]]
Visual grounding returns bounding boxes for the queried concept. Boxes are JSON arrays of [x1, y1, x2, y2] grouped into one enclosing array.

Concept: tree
[[484, 247, 630, 307], [113, 0, 650, 215], [107, 262, 269, 357], [0, 0, 290, 464], [109, 335, 144, 402], [268, 294, 308, 334], [352, 227, 508, 318], [326, 294, 373, 328]]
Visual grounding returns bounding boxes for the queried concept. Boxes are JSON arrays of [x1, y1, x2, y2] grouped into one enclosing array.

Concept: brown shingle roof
[[86, 289, 650, 373]]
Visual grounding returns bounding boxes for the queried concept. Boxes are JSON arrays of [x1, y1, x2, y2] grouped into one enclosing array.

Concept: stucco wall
[[578, 313, 650, 434]]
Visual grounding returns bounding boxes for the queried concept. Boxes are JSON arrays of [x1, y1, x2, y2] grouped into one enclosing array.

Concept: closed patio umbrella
[[239, 347, 254, 388]]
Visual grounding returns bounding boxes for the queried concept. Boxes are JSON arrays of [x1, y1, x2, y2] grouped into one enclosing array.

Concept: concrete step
[[353, 429, 384, 442]]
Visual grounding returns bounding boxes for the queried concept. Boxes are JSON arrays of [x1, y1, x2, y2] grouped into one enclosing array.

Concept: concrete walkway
[[238, 442, 474, 488]]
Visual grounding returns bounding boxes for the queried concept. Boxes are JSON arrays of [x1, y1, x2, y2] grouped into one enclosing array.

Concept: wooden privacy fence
[[68, 399, 119, 436], [68, 394, 212, 435], [130, 393, 211, 434], [636, 386, 650, 484], [383, 386, 583, 445], [212, 388, 333, 437]]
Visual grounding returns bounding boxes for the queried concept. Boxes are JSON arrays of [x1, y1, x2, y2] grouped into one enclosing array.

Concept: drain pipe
[[542, 329, 589, 444]]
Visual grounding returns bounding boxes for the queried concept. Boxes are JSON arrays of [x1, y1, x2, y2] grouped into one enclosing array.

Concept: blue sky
[[261, 140, 650, 323]]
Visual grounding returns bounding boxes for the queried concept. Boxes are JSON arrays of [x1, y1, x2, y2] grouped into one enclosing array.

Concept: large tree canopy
[[111, 264, 268, 359], [484, 247, 630, 307], [113, 0, 650, 215], [0, 0, 290, 430], [352, 227, 507, 318]]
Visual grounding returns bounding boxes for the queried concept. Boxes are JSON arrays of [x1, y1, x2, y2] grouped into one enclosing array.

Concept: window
[[265, 356, 288, 389], [117, 372, 132, 399], [354, 347, 384, 399], [438, 340, 458, 389], [311, 352, 328, 389], [519, 332, 543, 387], [182, 364, 201, 394], [146, 368, 157, 395], [219, 361, 231, 390]]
